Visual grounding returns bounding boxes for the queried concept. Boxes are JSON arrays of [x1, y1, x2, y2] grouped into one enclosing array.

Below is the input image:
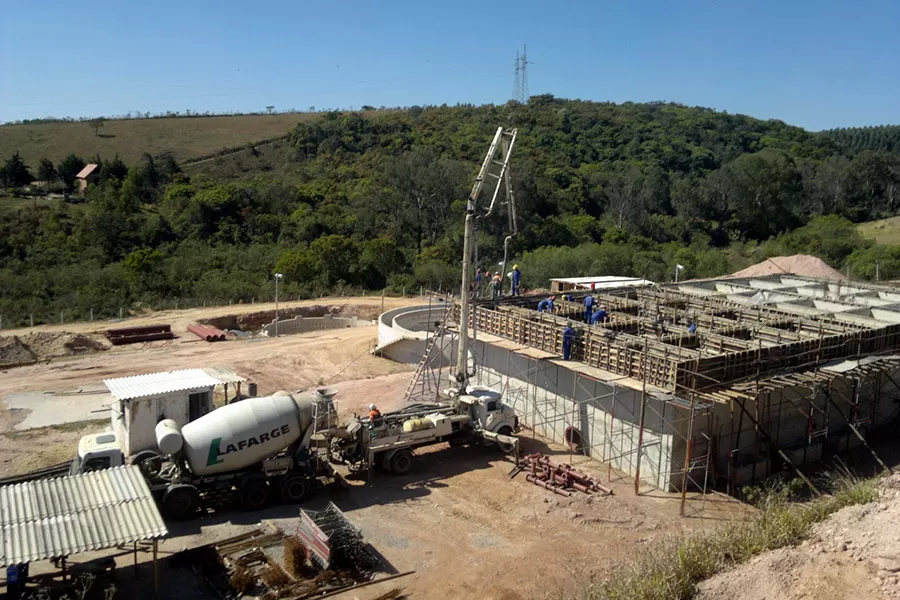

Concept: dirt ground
[[0, 295, 747, 600], [0, 296, 420, 477], [696, 473, 900, 600]]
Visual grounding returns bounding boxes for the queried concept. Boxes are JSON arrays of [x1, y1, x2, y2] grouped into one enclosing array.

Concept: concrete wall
[[469, 339, 681, 491], [709, 366, 900, 488], [262, 314, 371, 337]]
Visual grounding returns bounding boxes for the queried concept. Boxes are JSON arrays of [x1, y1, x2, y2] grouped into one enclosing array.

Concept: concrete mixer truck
[[70, 388, 338, 519]]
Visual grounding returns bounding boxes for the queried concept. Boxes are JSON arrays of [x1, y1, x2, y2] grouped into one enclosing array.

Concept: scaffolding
[[451, 274, 900, 513], [402, 297, 457, 404]]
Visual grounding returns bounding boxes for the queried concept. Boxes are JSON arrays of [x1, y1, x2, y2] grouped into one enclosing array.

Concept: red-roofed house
[[75, 163, 99, 194]]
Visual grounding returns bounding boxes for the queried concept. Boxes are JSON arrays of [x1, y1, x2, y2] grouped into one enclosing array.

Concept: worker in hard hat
[[590, 307, 609, 324], [537, 296, 555, 313], [512, 264, 522, 296], [563, 322, 577, 360], [583, 293, 595, 323], [368, 403, 384, 428], [490, 272, 502, 300]]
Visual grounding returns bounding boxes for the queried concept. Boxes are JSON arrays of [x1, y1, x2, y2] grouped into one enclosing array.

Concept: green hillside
[[2, 97, 900, 326]]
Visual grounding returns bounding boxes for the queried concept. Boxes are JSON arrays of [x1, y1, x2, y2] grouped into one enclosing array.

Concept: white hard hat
[[369, 403, 376, 410]]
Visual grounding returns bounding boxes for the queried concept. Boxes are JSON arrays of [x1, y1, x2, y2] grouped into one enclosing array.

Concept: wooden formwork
[[459, 290, 900, 394]]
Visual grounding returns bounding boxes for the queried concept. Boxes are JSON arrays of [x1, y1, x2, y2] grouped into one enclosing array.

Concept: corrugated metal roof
[[104, 368, 229, 401], [0, 466, 167, 566], [201, 366, 247, 385]]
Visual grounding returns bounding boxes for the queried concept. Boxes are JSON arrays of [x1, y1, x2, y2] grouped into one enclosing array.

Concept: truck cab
[[459, 385, 519, 434], [70, 432, 125, 475]]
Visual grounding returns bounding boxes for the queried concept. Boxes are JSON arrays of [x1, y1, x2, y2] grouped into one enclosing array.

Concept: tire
[[279, 474, 311, 504], [163, 484, 199, 520], [389, 449, 413, 476], [129, 450, 162, 478], [495, 426, 516, 453], [240, 480, 270, 510]]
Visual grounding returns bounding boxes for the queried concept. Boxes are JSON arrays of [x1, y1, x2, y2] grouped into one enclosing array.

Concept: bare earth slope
[[696, 474, 900, 600], [728, 254, 846, 280]]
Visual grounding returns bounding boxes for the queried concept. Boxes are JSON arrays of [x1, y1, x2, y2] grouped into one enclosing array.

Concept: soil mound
[[696, 474, 900, 600], [0, 336, 36, 367], [728, 254, 846, 280], [0, 332, 108, 367], [20, 332, 109, 360]]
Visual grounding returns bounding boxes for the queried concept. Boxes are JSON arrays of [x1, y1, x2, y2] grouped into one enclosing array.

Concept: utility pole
[[876, 260, 880, 282], [675, 263, 685, 283], [274, 273, 283, 337]]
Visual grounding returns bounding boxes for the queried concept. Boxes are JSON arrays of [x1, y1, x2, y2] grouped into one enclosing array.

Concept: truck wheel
[[163, 484, 199, 520], [280, 474, 311, 503], [130, 450, 162, 478], [495, 426, 516, 453], [240, 480, 270, 510], [389, 449, 413, 476]]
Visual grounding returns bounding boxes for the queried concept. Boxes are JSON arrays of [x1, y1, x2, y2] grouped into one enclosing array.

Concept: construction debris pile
[[197, 511, 400, 600], [297, 502, 385, 575], [516, 453, 612, 497]]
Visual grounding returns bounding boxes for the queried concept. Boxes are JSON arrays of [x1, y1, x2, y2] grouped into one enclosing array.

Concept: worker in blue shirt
[[512, 264, 521, 296], [590, 308, 608, 324], [583, 294, 594, 323], [563, 322, 576, 360], [688, 320, 697, 334], [537, 296, 555, 312]]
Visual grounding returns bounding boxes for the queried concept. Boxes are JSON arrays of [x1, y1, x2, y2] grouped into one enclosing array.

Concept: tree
[[309, 234, 359, 285], [380, 148, 467, 252], [266, 105, 275, 115], [0, 152, 34, 188], [37, 158, 57, 184], [58, 154, 86, 193], [360, 236, 406, 287], [88, 117, 106, 136]]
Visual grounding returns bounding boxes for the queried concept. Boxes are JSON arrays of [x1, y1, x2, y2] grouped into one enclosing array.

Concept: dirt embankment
[[201, 303, 379, 331], [0, 332, 108, 367], [696, 474, 900, 600]]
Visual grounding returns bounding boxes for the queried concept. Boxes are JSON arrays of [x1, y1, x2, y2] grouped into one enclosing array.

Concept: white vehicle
[[71, 389, 338, 519], [331, 386, 519, 475]]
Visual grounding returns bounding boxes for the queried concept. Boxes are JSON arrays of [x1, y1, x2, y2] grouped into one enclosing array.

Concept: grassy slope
[[857, 215, 900, 246], [0, 113, 315, 166]]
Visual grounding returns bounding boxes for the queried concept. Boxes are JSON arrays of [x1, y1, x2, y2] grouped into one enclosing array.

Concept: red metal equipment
[[105, 324, 175, 345], [516, 453, 612, 496], [187, 323, 227, 342]]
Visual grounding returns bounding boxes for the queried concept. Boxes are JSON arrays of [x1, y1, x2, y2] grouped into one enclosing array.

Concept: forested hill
[[1, 97, 900, 325], [820, 125, 900, 154]]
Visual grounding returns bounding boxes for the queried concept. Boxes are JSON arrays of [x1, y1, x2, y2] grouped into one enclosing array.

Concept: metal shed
[[0, 465, 168, 596], [104, 367, 247, 456]]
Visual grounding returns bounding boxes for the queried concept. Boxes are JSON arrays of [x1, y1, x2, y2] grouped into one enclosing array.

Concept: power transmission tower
[[512, 45, 531, 103]]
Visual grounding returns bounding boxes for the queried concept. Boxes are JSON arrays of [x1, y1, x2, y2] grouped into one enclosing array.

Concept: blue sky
[[1, 0, 897, 130]]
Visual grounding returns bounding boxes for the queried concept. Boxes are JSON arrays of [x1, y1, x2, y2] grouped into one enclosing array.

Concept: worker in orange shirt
[[368, 403, 384, 427]]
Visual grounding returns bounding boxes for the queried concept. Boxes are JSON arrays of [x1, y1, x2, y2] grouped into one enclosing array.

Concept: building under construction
[[407, 274, 900, 500]]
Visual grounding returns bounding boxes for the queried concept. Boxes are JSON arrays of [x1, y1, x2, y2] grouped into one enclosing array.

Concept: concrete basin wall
[[262, 314, 372, 336], [376, 303, 454, 363]]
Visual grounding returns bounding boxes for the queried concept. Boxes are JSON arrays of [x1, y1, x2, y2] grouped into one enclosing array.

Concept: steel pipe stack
[[187, 323, 227, 342], [518, 453, 613, 496]]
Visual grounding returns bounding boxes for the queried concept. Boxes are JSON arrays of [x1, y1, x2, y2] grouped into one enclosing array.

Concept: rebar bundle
[[518, 453, 612, 497]]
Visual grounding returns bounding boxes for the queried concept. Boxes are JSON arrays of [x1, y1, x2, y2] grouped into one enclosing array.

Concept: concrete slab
[[3, 386, 111, 430]]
